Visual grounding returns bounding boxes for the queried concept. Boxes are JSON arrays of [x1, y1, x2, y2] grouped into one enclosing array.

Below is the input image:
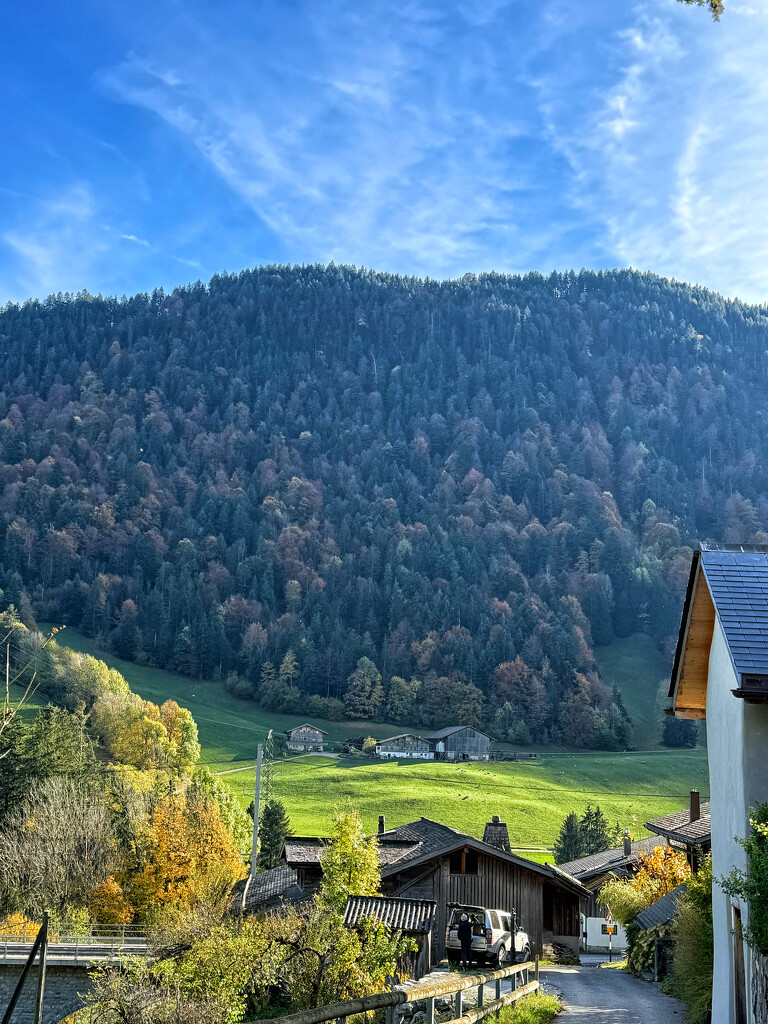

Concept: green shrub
[[664, 855, 713, 1024], [496, 992, 562, 1024], [721, 804, 768, 954]]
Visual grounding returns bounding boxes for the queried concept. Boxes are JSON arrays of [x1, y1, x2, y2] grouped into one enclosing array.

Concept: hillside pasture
[[43, 626, 709, 851]]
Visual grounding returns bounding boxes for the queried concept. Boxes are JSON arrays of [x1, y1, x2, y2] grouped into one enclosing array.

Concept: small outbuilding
[[286, 724, 327, 752], [343, 895, 437, 978]]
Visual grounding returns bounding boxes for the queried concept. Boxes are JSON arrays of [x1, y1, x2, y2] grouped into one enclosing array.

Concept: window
[[489, 911, 500, 929], [449, 847, 479, 874]]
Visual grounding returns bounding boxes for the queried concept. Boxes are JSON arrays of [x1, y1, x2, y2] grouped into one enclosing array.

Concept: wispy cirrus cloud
[[533, 0, 768, 302], [98, 1, 586, 279]]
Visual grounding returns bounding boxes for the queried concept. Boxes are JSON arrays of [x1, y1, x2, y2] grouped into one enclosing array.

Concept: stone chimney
[[623, 829, 632, 857], [378, 814, 386, 834], [483, 814, 511, 853], [690, 789, 700, 823]]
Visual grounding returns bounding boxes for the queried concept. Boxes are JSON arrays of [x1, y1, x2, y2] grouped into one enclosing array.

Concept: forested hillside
[[1, 265, 766, 748]]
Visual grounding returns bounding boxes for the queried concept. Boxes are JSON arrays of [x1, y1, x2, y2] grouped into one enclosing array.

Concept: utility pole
[[250, 744, 263, 877], [33, 911, 49, 1024]]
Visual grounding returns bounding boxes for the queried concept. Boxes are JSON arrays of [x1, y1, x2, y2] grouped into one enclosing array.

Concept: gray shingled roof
[[645, 804, 711, 845], [635, 883, 688, 931], [287, 724, 328, 735], [422, 726, 490, 739], [233, 865, 304, 913], [343, 896, 437, 932], [283, 817, 589, 897], [699, 547, 768, 676], [558, 836, 666, 880], [377, 733, 429, 744]]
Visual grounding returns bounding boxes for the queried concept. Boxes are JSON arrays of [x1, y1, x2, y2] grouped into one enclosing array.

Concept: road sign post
[[606, 909, 613, 963]]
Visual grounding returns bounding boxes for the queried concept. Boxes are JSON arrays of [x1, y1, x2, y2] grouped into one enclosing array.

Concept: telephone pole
[[250, 743, 263, 877]]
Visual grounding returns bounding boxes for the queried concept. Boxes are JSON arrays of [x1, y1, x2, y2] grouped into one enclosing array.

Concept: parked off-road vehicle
[[445, 904, 531, 966]]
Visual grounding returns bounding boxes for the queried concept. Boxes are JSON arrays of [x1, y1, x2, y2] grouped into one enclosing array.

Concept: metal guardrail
[[250, 957, 540, 1024], [0, 923, 148, 964]]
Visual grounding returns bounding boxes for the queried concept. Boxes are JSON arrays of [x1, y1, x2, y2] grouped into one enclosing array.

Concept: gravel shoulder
[[540, 962, 686, 1022]]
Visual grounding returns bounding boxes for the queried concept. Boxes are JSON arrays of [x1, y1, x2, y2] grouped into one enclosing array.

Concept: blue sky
[[1, 0, 765, 304]]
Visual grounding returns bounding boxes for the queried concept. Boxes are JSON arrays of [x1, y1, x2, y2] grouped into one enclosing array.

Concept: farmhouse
[[286, 723, 327, 752], [282, 813, 588, 962], [559, 832, 666, 953], [423, 726, 492, 761], [376, 733, 433, 759], [668, 544, 768, 1023]]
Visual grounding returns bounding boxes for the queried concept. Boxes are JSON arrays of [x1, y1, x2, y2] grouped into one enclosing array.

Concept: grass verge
[[497, 992, 562, 1023]]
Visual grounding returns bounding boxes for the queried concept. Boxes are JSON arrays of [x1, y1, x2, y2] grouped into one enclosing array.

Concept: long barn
[[282, 814, 587, 961]]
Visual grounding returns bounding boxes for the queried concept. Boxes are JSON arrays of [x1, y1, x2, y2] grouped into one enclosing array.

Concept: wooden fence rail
[[250, 957, 540, 1024]]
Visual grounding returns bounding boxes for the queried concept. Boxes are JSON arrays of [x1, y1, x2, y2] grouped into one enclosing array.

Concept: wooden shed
[[423, 726, 492, 761], [343, 895, 437, 978]]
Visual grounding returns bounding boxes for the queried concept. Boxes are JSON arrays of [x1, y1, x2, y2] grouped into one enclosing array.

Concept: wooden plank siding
[[673, 566, 715, 719], [382, 851, 552, 960]]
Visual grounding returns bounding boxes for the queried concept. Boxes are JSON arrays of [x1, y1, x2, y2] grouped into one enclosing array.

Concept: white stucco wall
[[581, 913, 628, 953], [707, 619, 768, 1023]]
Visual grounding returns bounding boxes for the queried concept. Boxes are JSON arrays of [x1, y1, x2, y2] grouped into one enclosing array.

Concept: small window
[[449, 848, 479, 874], [489, 911, 500, 929]]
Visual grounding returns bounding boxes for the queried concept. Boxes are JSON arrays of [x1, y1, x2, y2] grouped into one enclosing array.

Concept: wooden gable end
[[672, 562, 715, 720]]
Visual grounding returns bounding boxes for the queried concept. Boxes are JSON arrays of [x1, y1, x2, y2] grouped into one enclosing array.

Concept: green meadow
[[594, 633, 671, 749], [42, 626, 709, 852]]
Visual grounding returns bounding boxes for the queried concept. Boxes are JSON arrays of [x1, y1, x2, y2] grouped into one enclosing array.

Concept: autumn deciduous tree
[[127, 794, 243, 915], [319, 802, 380, 912], [600, 846, 692, 925]]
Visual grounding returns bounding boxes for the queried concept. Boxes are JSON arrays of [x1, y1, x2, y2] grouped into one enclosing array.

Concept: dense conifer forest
[[1, 265, 766, 748]]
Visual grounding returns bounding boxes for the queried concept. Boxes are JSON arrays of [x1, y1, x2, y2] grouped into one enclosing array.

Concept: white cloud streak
[[98, 2, 574, 279], [536, 0, 768, 303]]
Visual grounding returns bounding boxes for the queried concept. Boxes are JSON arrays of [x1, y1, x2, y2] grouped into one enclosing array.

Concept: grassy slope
[[44, 626, 709, 849], [42, 626, 402, 763], [593, 633, 670, 749], [219, 749, 709, 845]]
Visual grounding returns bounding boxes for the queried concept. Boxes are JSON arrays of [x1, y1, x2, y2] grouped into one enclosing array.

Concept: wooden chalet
[[558, 833, 666, 952], [375, 733, 433, 759], [282, 814, 588, 961], [286, 723, 327, 752], [423, 726, 492, 761]]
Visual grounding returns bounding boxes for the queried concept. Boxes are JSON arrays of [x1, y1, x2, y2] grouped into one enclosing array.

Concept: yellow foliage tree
[[601, 845, 691, 925], [126, 795, 243, 917], [89, 876, 135, 925]]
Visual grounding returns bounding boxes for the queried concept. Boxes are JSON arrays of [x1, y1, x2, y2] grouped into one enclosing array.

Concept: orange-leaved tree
[[126, 794, 243, 917]]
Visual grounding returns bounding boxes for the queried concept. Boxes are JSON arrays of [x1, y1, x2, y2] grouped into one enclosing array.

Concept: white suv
[[445, 904, 531, 967]]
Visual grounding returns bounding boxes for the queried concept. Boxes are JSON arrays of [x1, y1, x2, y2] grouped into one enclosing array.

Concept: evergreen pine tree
[[554, 811, 584, 864], [257, 799, 292, 871]]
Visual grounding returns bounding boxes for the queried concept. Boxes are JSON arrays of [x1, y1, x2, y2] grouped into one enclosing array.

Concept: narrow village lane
[[540, 962, 686, 1022]]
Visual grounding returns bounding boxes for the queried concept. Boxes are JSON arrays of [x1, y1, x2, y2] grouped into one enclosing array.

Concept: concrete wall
[[707, 620, 768, 1024], [0, 963, 93, 1024]]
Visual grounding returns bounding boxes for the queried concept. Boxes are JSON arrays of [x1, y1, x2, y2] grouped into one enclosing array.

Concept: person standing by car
[[457, 913, 473, 969]]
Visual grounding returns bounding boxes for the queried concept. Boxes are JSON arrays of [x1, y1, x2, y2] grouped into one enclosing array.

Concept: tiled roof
[[377, 734, 428, 745], [287, 723, 328, 735], [700, 548, 768, 675], [283, 837, 327, 864], [285, 817, 590, 898], [645, 804, 711, 845], [422, 726, 475, 739], [636, 883, 688, 931], [557, 837, 665, 880], [232, 865, 304, 913], [343, 896, 437, 933]]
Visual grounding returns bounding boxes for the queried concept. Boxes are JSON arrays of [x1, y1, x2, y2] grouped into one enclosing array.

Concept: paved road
[[541, 962, 686, 1022]]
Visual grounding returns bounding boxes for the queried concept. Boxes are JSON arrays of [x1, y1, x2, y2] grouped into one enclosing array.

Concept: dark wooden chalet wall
[[382, 850, 548, 959]]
